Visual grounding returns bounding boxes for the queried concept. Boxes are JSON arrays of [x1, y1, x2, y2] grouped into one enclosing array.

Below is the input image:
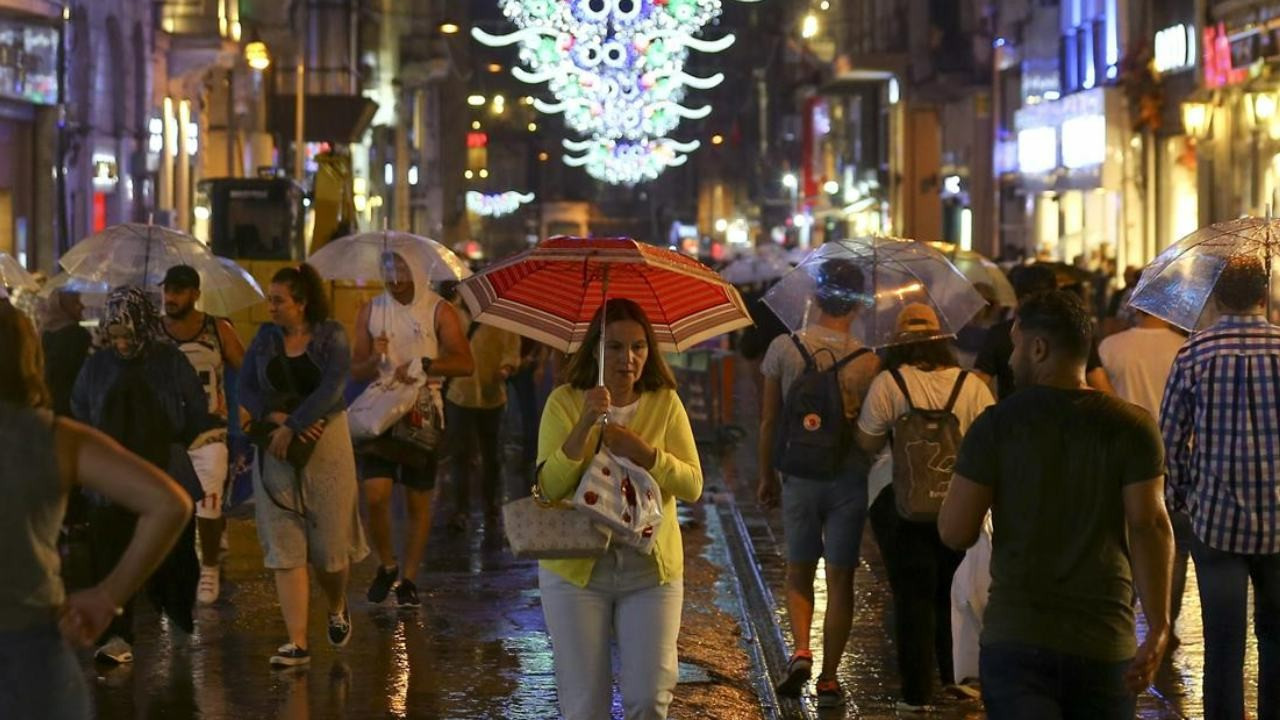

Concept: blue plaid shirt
[[1161, 314, 1280, 555]]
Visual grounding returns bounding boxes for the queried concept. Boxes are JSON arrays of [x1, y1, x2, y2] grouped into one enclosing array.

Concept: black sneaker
[[367, 564, 398, 603], [775, 651, 813, 697], [328, 604, 352, 647], [395, 578, 421, 608], [269, 643, 311, 667]]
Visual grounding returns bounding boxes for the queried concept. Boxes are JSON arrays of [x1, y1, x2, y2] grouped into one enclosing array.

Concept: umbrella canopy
[[307, 230, 472, 284], [0, 251, 36, 290], [1130, 217, 1280, 331], [720, 251, 794, 286], [925, 242, 1016, 307], [59, 223, 216, 288], [458, 236, 752, 353], [762, 236, 986, 349], [196, 257, 265, 316]]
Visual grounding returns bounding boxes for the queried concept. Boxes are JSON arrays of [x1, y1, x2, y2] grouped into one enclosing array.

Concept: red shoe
[[775, 650, 812, 697], [815, 677, 845, 708]]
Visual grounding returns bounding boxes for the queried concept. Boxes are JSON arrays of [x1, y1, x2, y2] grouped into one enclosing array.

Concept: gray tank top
[[0, 402, 66, 630]]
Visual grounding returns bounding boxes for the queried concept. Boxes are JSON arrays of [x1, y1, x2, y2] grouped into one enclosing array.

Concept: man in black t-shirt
[[973, 264, 1114, 399], [938, 291, 1174, 719]]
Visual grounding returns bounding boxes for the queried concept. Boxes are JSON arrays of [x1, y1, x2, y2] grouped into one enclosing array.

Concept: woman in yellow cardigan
[[536, 299, 703, 720]]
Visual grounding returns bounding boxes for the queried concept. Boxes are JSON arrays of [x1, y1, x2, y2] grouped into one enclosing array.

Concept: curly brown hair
[[564, 299, 677, 392], [0, 301, 51, 409]]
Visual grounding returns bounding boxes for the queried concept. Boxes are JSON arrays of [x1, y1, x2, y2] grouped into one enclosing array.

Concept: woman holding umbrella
[[535, 298, 703, 720]]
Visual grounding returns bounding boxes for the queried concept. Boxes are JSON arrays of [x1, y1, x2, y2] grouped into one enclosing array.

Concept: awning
[[270, 95, 378, 144]]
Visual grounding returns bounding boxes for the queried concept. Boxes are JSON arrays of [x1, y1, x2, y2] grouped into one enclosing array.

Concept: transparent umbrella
[[925, 241, 1017, 307], [0, 251, 36, 290], [762, 236, 987, 348], [59, 223, 216, 288], [1129, 217, 1280, 331], [195, 257, 265, 316], [720, 250, 794, 286], [307, 230, 472, 284]]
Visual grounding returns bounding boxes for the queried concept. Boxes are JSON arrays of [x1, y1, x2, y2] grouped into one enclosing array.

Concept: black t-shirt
[[267, 353, 323, 399], [955, 386, 1164, 661], [973, 319, 1103, 400]]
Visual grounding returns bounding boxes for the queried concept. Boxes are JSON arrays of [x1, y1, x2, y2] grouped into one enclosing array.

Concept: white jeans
[[539, 548, 683, 720]]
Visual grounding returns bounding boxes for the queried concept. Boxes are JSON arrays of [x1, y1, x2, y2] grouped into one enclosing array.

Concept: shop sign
[[1017, 126, 1057, 174], [1061, 115, 1106, 169], [1153, 24, 1196, 74], [0, 16, 57, 104], [1204, 22, 1250, 87], [1015, 86, 1104, 131]]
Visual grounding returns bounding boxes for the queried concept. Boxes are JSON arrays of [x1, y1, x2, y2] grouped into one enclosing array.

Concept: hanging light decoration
[[472, 0, 756, 185], [466, 191, 537, 217], [562, 137, 700, 185]]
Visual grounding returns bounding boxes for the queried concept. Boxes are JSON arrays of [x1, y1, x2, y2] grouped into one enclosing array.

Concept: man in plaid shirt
[[1160, 255, 1280, 720]]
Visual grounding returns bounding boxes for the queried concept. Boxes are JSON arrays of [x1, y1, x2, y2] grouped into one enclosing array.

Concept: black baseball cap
[[160, 264, 200, 289]]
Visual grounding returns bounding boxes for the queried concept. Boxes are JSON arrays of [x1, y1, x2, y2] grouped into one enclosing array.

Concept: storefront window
[[0, 18, 58, 105]]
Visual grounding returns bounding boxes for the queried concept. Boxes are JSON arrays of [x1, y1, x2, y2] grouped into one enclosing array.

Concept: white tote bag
[[572, 449, 663, 554], [347, 376, 422, 441]]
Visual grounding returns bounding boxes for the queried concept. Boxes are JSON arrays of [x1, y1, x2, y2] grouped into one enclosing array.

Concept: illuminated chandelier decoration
[[473, 0, 754, 185], [562, 137, 700, 185], [466, 191, 537, 217]]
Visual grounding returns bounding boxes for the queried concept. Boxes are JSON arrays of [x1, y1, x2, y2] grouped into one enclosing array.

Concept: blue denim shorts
[[781, 470, 869, 567]]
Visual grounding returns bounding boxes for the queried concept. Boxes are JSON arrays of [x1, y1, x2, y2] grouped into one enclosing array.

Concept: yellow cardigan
[[537, 384, 703, 587]]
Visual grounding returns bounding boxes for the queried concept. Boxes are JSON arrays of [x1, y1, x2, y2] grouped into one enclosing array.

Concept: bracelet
[[420, 357, 434, 376]]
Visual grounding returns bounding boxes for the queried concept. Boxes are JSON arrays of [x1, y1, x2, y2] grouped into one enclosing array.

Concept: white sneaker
[[95, 636, 133, 664], [197, 565, 221, 604]]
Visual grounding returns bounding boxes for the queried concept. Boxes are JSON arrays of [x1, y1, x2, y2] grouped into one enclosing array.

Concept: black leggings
[[869, 488, 964, 704]]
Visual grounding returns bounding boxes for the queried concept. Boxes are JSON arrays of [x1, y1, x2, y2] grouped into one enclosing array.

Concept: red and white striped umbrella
[[458, 236, 752, 354]]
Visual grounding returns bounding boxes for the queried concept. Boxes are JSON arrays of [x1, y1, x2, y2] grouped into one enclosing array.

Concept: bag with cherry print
[[572, 448, 664, 555]]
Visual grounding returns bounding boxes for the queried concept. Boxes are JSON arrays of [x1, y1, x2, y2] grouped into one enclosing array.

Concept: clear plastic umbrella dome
[[59, 223, 215, 288], [307, 230, 472, 285], [1129, 217, 1280, 331], [0, 251, 36, 290], [720, 250, 794, 286], [762, 236, 987, 349]]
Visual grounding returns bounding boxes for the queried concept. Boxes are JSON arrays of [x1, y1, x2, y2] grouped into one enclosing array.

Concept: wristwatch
[[420, 357, 434, 376]]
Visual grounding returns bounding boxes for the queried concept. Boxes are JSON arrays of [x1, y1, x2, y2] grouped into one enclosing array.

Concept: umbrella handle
[[597, 267, 609, 388]]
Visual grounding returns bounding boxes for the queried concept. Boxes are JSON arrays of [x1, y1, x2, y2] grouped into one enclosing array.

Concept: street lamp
[[439, 21, 460, 34], [244, 41, 270, 70], [781, 173, 797, 190], [801, 13, 819, 39], [1247, 90, 1278, 131], [1181, 97, 1214, 140]]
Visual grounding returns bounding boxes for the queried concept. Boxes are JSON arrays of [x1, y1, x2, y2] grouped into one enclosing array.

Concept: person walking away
[[939, 290, 1174, 719], [160, 264, 246, 604], [349, 252, 473, 608], [973, 264, 1115, 398], [856, 304, 995, 711], [70, 287, 212, 665], [1161, 255, 1280, 720], [441, 284, 520, 531], [0, 301, 192, 720], [953, 282, 1000, 369], [41, 289, 92, 418], [536, 299, 702, 720], [1100, 309, 1193, 641], [757, 258, 880, 708], [239, 264, 368, 667]]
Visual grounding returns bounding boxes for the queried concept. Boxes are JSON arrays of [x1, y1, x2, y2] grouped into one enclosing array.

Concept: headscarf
[[102, 286, 162, 358]]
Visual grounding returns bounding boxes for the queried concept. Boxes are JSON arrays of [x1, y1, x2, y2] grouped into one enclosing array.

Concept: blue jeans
[[980, 643, 1134, 720], [1190, 535, 1280, 720], [0, 623, 92, 720]]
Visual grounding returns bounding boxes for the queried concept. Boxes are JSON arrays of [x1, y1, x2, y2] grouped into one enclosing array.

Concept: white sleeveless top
[[368, 289, 442, 368]]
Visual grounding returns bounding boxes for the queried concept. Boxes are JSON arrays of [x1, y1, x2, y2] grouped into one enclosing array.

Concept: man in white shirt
[[1098, 308, 1192, 637], [1098, 310, 1186, 418]]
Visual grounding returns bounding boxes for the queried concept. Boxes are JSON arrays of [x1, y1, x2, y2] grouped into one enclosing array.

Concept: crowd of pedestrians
[[3, 235, 1279, 720]]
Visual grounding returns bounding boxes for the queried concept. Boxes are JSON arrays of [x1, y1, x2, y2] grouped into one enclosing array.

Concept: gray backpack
[[889, 369, 969, 521]]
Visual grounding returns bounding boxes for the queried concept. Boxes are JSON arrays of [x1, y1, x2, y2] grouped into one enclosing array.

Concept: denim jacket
[[239, 320, 351, 433]]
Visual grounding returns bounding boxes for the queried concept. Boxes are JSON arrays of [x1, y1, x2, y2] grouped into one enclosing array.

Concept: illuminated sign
[[1154, 24, 1196, 74], [1061, 115, 1106, 168], [1017, 127, 1057, 174]]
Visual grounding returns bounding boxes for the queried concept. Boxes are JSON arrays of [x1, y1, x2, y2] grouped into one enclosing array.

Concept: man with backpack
[[757, 258, 880, 708]]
